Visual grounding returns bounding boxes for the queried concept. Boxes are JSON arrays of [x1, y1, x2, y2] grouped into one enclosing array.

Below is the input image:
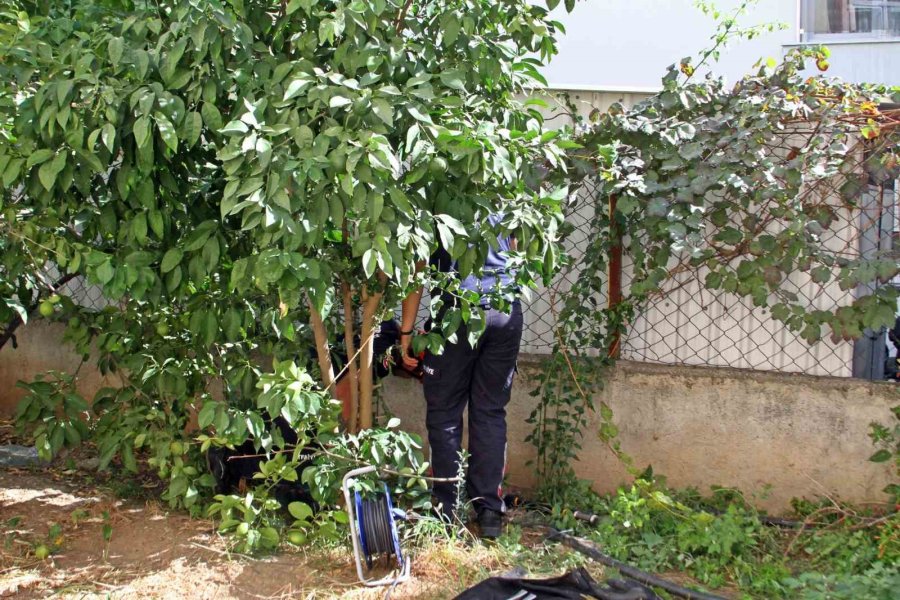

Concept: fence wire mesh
[[520, 176, 900, 379], [53, 176, 898, 380]]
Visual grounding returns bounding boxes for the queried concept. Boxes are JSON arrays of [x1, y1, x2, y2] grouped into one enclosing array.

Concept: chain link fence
[[520, 176, 900, 380], [53, 174, 898, 380]]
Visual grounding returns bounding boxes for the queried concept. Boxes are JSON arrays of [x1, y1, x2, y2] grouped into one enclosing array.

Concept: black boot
[[477, 508, 502, 539]]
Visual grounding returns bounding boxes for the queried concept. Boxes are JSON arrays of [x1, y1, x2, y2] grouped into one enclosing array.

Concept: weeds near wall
[[869, 404, 900, 504], [569, 481, 900, 598]]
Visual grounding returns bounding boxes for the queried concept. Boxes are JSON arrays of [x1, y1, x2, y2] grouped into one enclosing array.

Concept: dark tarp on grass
[[452, 567, 660, 600]]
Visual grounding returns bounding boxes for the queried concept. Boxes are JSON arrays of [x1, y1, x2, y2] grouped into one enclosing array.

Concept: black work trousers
[[422, 302, 523, 516]]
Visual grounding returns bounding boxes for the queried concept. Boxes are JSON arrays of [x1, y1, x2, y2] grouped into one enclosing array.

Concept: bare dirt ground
[[0, 466, 599, 599]]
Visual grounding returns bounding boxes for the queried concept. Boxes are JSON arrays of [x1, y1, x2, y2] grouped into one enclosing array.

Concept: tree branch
[[394, 0, 414, 33], [307, 294, 336, 396], [341, 280, 360, 434], [357, 274, 386, 430]]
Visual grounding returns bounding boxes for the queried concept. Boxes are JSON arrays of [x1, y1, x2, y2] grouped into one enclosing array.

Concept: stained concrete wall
[[381, 357, 898, 512], [2, 321, 896, 513], [0, 321, 114, 416]]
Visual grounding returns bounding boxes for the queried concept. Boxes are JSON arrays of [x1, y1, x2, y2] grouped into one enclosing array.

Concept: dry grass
[[0, 468, 604, 599]]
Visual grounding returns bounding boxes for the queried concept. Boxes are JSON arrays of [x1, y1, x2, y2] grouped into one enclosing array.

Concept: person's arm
[[399, 261, 426, 368]]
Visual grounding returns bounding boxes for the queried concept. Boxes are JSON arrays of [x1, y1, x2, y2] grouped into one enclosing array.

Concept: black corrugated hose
[[547, 529, 728, 600]]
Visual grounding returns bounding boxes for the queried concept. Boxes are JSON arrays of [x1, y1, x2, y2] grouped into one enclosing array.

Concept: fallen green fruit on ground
[[287, 531, 306, 545], [34, 544, 50, 560]]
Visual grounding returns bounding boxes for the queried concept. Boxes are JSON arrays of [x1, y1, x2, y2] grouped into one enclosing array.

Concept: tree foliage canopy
[[0, 0, 572, 544]]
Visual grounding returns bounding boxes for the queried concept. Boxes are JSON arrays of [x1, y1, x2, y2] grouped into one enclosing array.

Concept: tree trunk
[[307, 296, 335, 396], [358, 282, 384, 430], [341, 281, 360, 433]]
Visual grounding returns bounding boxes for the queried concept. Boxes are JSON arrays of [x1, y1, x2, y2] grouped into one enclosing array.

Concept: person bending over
[[399, 220, 522, 539]]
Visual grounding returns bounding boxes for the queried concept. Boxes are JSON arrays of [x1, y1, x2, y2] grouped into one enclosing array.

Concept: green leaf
[[715, 227, 743, 245], [362, 249, 377, 278], [108, 37, 124, 67], [154, 113, 178, 152], [38, 153, 66, 191], [132, 212, 148, 245], [201, 103, 223, 131], [368, 192, 384, 221], [148, 209, 164, 238], [329, 95, 352, 109], [133, 116, 151, 150], [437, 222, 453, 250], [230, 258, 249, 290], [161, 248, 183, 273], [198, 402, 217, 429], [26, 149, 54, 169], [101, 123, 116, 152], [221, 120, 249, 135], [96, 261, 115, 284], [182, 112, 202, 148], [134, 50, 150, 79], [202, 237, 220, 272], [283, 77, 313, 101], [869, 449, 892, 463], [442, 18, 461, 47], [288, 501, 313, 522], [439, 70, 466, 92], [372, 98, 393, 126], [407, 106, 431, 123], [56, 80, 73, 106]]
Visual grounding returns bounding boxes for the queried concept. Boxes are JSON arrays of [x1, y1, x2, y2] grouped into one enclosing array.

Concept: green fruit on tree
[[169, 441, 184, 455], [156, 323, 170, 336], [429, 156, 448, 174], [236, 522, 250, 536], [38, 301, 54, 317], [48, 294, 61, 304], [34, 544, 50, 560]]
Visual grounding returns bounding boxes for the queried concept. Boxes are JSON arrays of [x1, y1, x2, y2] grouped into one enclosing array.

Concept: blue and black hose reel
[[342, 465, 411, 586], [353, 482, 405, 570]]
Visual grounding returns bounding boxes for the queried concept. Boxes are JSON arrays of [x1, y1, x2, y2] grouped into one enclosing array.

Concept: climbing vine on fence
[[529, 46, 900, 507]]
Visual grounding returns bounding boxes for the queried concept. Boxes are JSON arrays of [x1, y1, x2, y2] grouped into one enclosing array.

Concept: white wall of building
[[545, 0, 900, 91]]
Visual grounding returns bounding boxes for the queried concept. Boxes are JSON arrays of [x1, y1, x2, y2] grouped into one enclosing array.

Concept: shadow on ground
[[0, 470, 417, 599]]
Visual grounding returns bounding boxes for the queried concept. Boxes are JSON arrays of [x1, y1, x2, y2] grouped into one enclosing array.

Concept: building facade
[[544, 0, 900, 93]]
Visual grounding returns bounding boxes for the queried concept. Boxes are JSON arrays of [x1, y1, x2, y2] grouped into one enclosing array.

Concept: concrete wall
[[0, 321, 114, 416], [382, 357, 898, 512], [2, 320, 896, 512]]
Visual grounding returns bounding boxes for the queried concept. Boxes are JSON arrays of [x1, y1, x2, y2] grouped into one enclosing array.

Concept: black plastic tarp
[[452, 567, 660, 600]]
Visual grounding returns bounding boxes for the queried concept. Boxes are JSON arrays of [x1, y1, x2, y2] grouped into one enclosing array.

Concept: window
[[804, 0, 900, 41]]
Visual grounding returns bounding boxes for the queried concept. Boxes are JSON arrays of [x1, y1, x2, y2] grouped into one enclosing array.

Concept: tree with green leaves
[[0, 0, 576, 547]]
